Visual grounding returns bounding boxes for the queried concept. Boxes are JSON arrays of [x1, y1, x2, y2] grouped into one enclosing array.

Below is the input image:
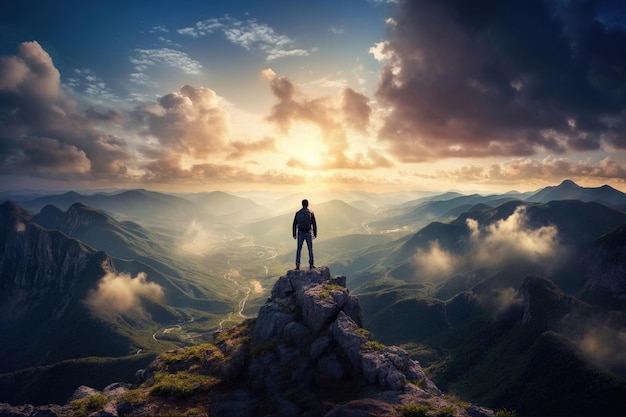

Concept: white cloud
[[412, 240, 459, 280], [468, 206, 561, 270], [178, 16, 309, 62], [85, 270, 164, 316], [412, 206, 564, 280], [369, 41, 392, 62], [129, 48, 203, 85]]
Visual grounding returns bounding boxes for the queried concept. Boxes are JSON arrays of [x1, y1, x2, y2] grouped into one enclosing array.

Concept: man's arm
[[292, 214, 297, 238], [311, 212, 317, 237]]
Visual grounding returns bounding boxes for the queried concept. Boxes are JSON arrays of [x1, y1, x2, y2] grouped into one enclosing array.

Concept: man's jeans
[[296, 231, 314, 267]]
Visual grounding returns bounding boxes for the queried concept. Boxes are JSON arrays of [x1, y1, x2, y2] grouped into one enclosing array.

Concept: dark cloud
[[376, 0, 626, 160], [341, 88, 372, 135], [0, 41, 133, 179]]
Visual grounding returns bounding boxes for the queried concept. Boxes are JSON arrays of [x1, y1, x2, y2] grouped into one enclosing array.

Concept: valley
[[1, 179, 626, 415]]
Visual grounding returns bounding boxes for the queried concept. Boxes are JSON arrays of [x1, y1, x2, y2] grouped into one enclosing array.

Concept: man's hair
[[302, 199, 309, 207]]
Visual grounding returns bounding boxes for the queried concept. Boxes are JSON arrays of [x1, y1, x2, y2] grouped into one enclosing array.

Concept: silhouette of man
[[292, 199, 317, 270]]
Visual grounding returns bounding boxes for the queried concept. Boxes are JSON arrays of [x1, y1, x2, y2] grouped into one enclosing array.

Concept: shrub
[[119, 389, 146, 405], [361, 341, 385, 351], [69, 393, 108, 417], [399, 403, 430, 417], [326, 284, 345, 292], [435, 406, 456, 416], [495, 409, 517, 417], [148, 371, 220, 398], [355, 328, 372, 339], [158, 344, 209, 365], [150, 406, 208, 417]]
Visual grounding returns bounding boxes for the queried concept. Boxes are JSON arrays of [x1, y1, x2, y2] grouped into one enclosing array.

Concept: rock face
[[0, 267, 494, 417], [211, 267, 492, 417]]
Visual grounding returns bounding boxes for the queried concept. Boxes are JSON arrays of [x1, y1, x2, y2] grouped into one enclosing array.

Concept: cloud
[[19, 136, 91, 175], [468, 206, 561, 270], [129, 85, 280, 181], [132, 85, 229, 159], [65, 68, 120, 104], [412, 240, 459, 281], [0, 41, 60, 99], [181, 219, 222, 255], [179, 17, 309, 62], [376, 0, 626, 160], [412, 206, 564, 281], [264, 70, 391, 170], [575, 325, 626, 373], [0, 41, 133, 179], [227, 136, 277, 160], [434, 156, 626, 186], [250, 280, 264, 294], [0, 41, 379, 187], [85, 270, 164, 316], [129, 48, 203, 85], [341, 88, 372, 135]]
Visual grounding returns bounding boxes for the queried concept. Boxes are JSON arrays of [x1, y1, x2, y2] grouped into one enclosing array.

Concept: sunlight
[[284, 124, 327, 169]]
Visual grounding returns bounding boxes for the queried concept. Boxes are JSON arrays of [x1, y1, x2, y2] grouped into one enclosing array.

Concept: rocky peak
[[240, 266, 452, 416]]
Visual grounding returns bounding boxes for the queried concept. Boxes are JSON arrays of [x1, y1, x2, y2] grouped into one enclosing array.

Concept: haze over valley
[[2, 179, 626, 415]]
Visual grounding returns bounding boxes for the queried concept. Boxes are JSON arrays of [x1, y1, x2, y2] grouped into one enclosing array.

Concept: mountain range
[[1, 179, 626, 416]]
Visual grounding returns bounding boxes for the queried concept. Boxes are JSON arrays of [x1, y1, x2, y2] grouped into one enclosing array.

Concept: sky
[[1, 0, 625, 194]]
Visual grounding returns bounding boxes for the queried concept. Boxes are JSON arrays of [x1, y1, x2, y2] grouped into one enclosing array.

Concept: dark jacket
[[292, 208, 317, 237]]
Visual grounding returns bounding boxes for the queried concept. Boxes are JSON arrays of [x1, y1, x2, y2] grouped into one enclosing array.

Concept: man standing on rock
[[292, 199, 317, 270]]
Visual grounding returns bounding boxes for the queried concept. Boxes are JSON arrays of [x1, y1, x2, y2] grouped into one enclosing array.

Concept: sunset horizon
[[1, 0, 625, 195]]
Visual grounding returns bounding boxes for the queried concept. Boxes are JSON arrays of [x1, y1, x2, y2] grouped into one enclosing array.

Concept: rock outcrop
[[0, 267, 494, 417]]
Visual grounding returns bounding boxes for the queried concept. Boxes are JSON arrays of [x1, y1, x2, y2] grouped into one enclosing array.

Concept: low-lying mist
[[412, 206, 566, 282], [84, 267, 164, 316]]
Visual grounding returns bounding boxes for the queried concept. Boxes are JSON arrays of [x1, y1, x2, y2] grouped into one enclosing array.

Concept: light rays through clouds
[[0, 0, 625, 191]]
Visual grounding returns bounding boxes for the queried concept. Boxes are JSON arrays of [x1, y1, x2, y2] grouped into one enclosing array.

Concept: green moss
[[118, 388, 146, 405], [326, 284, 345, 292], [149, 408, 207, 417], [434, 406, 456, 416], [148, 371, 220, 398], [361, 341, 385, 351], [158, 343, 218, 364], [399, 403, 430, 417], [69, 393, 108, 417], [495, 409, 518, 417], [355, 328, 372, 339]]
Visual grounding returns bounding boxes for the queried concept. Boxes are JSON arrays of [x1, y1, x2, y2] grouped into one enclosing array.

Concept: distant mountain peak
[[528, 179, 626, 205], [0, 200, 33, 220]]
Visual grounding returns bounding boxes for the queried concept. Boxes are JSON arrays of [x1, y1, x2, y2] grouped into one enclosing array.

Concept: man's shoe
[[295, 266, 300, 270], [310, 264, 315, 269]]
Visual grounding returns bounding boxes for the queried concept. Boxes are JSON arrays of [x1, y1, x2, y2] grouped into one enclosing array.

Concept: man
[[292, 199, 317, 270]]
